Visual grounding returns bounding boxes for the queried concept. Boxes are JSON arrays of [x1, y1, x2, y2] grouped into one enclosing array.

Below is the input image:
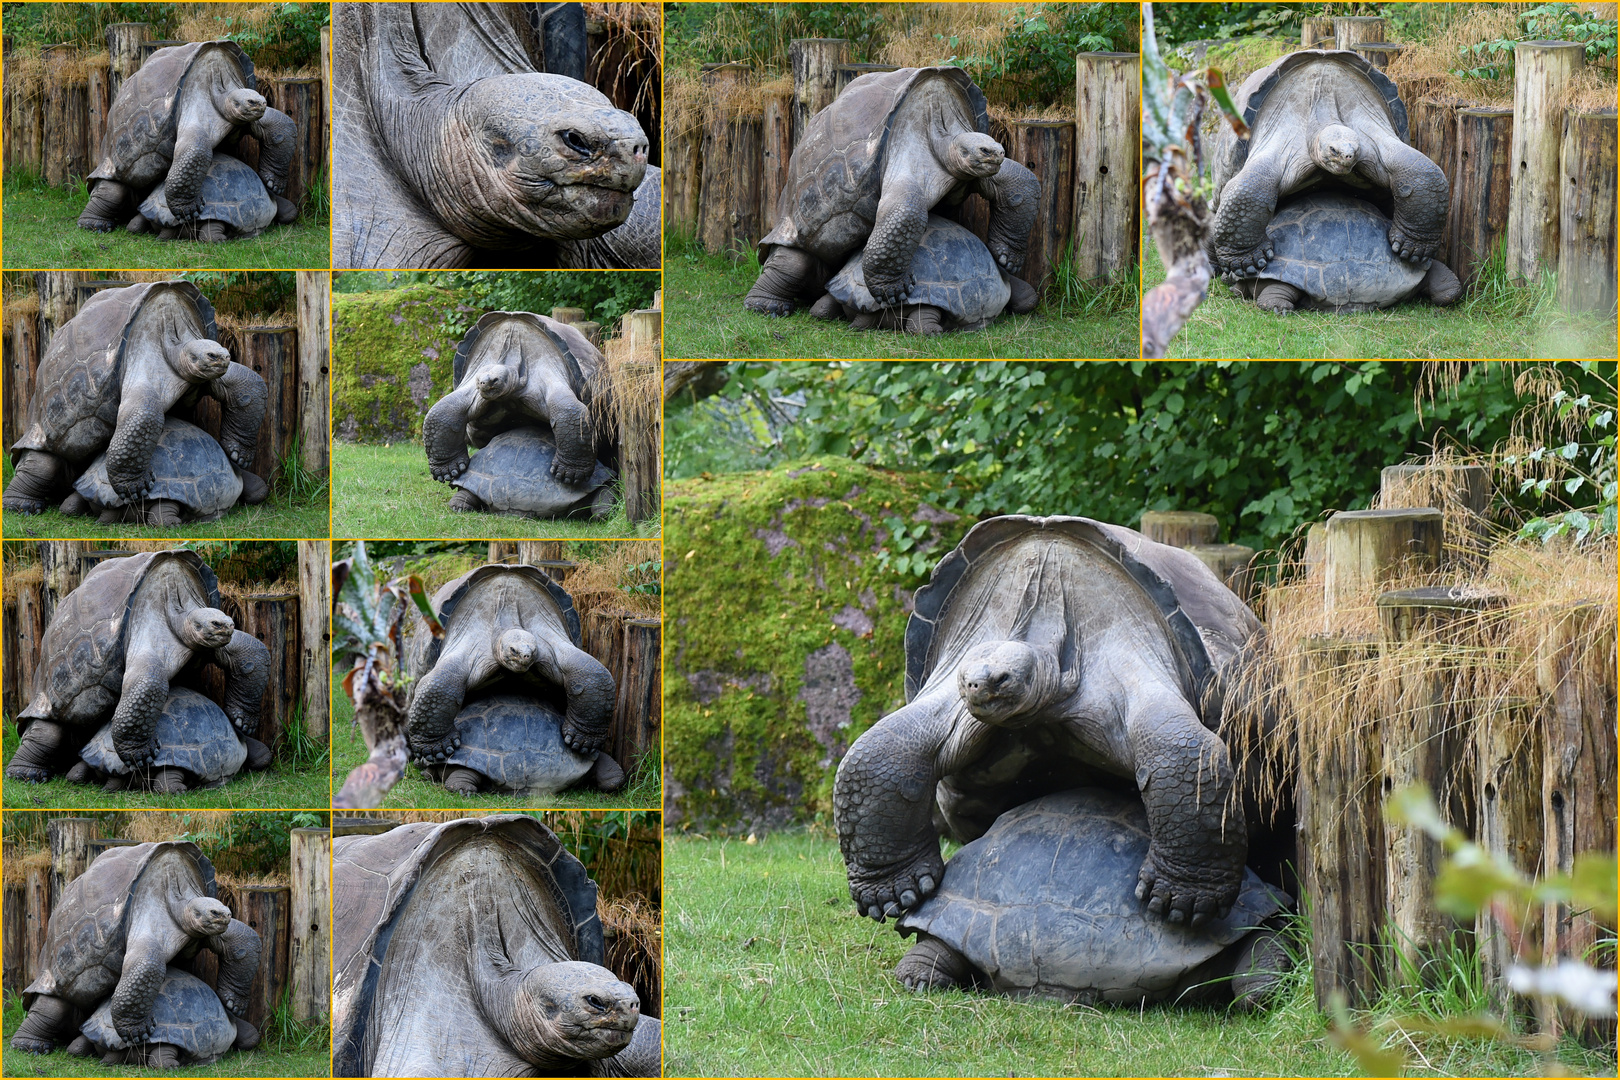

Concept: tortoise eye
[[560, 130, 592, 157], [584, 995, 607, 1010]]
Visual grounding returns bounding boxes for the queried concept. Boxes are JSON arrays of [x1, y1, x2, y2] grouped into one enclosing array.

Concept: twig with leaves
[[330, 542, 443, 810]]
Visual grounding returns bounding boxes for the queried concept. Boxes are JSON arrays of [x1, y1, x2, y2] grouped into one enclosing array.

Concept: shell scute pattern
[[80, 688, 247, 783], [828, 215, 1010, 323]]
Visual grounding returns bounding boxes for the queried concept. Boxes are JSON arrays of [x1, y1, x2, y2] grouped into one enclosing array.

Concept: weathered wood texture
[[1139, 510, 1218, 548], [47, 817, 94, 908], [184, 325, 301, 487], [1557, 108, 1618, 315], [619, 358, 661, 525], [41, 540, 88, 626], [7, 299, 40, 454], [1073, 52, 1138, 281], [696, 64, 762, 259], [232, 885, 290, 1034], [1506, 41, 1584, 281], [6, 68, 44, 175], [789, 38, 847, 147], [666, 126, 702, 234], [1379, 463, 1491, 566], [298, 542, 330, 741], [613, 617, 661, 773], [296, 271, 330, 472], [1005, 120, 1075, 298], [760, 89, 792, 233], [1475, 697, 1542, 1013], [1409, 98, 1459, 262], [88, 62, 111, 163], [105, 22, 151, 96], [24, 863, 50, 986], [1451, 107, 1514, 286], [273, 76, 323, 209], [1333, 17, 1385, 51], [3, 880, 26, 996], [42, 46, 90, 186], [1300, 17, 1334, 48], [289, 827, 331, 1021], [238, 592, 302, 755], [1185, 543, 1256, 600], [10, 578, 46, 720], [35, 271, 81, 354], [580, 611, 628, 763], [1352, 43, 1404, 71], [1322, 508, 1444, 624]]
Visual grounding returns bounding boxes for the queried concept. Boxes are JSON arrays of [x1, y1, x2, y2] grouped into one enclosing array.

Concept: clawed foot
[[1134, 847, 1239, 929], [220, 440, 250, 468], [743, 295, 796, 317], [1216, 240, 1276, 277], [4, 764, 53, 783], [847, 845, 944, 922], [561, 718, 606, 755], [410, 729, 462, 767], [550, 457, 594, 487], [1, 497, 46, 514], [12, 1035, 56, 1054], [110, 472, 154, 503], [114, 737, 160, 771], [429, 456, 470, 483], [866, 271, 916, 307], [988, 240, 1024, 275], [114, 1013, 156, 1047], [1387, 224, 1437, 263]]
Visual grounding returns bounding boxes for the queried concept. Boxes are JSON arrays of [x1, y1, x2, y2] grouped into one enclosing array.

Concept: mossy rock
[[332, 286, 482, 443], [664, 457, 974, 833]]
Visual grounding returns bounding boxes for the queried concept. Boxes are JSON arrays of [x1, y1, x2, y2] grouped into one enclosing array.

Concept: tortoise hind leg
[[11, 994, 78, 1052], [239, 470, 269, 505], [273, 196, 298, 225], [232, 1017, 260, 1051], [4, 720, 66, 782], [895, 935, 974, 992], [442, 766, 483, 795], [2, 450, 68, 514], [127, 213, 153, 234], [198, 220, 228, 244], [141, 1043, 184, 1069], [60, 492, 92, 516], [808, 293, 842, 320], [142, 499, 187, 527], [903, 306, 946, 335], [152, 767, 189, 793], [66, 1035, 93, 1057], [449, 488, 484, 513], [1004, 272, 1039, 315], [744, 247, 821, 316], [243, 736, 273, 770], [1422, 260, 1462, 307], [78, 180, 130, 231], [590, 751, 626, 792], [1256, 281, 1302, 314], [1230, 925, 1293, 1011]]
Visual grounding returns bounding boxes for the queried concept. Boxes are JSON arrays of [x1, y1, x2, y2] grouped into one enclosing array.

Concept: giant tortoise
[[423, 693, 626, 797], [65, 415, 260, 526], [133, 152, 298, 242], [74, 967, 251, 1068], [449, 426, 617, 519], [333, 815, 660, 1077], [73, 687, 272, 793]]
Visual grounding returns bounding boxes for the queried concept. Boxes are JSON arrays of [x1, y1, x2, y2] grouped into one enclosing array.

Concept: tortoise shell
[[80, 687, 247, 784], [138, 152, 277, 234], [406, 564, 583, 683], [74, 416, 244, 521], [23, 842, 218, 1010], [9, 282, 218, 467], [17, 551, 222, 736], [332, 815, 604, 1076], [451, 311, 600, 395], [441, 693, 597, 794], [451, 426, 615, 519], [896, 788, 1288, 1003], [1230, 193, 1429, 311], [759, 67, 989, 263], [90, 41, 257, 186], [81, 967, 237, 1063], [826, 214, 1011, 327]]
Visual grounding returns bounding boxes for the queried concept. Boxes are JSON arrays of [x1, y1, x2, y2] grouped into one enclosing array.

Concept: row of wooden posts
[[1299, 16, 1617, 314], [1, 819, 332, 1027], [2, 23, 330, 208], [1151, 463, 1616, 1036], [486, 540, 663, 777], [2, 541, 331, 756], [3, 270, 332, 487], [666, 40, 1140, 299]]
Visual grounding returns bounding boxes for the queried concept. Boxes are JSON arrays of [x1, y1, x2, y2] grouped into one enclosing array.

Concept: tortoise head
[[957, 640, 1053, 727], [170, 339, 233, 384], [179, 607, 236, 651], [440, 74, 648, 245], [219, 87, 267, 126], [178, 896, 232, 938], [511, 961, 639, 1062], [475, 360, 524, 401], [497, 628, 540, 672], [1310, 124, 1361, 175], [943, 132, 1004, 182]]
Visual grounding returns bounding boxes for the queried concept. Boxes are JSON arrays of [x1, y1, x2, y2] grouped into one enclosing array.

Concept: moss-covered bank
[[664, 457, 974, 832], [331, 286, 481, 443]]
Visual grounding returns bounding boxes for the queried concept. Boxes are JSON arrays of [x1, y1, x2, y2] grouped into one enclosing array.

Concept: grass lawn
[[663, 234, 1138, 359], [3, 992, 330, 1077], [665, 830, 1618, 1078], [2, 174, 329, 270], [330, 670, 662, 809], [1144, 238, 1618, 360], [332, 442, 657, 539], [1, 720, 331, 810]]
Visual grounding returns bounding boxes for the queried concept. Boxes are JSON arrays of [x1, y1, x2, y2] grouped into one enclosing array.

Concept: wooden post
[[1323, 509, 1444, 625], [296, 271, 330, 472], [34, 271, 81, 353], [760, 90, 792, 234], [614, 618, 661, 774], [217, 325, 299, 485], [1475, 696, 1542, 1014], [238, 592, 301, 756], [1352, 43, 1404, 72], [620, 358, 660, 525], [47, 817, 93, 908], [298, 542, 330, 742], [488, 541, 521, 563], [273, 76, 322, 209], [1300, 17, 1334, 49], [1451, 107, 1514, 286], [1297, 634, 1383, 1008], [533, 559, 577, 583], [86, 837, 136, 861], [518, 541, 567, 565], [551, 307, 586, 325], [1004, 120, 1075, 298], [1073, 53, 1138, 281], [581, 610, 628, 755], [42, 45, 89, 187], [105, 22, 150, 96], [7, 67, 44, 176], [320, 25, 331, 101], [233, 885, 290, 1034], [1185, 543, 1256, 600], [87, 59, 111, 164], [1379, 463, 1491, 566], [1333, 17, 1385, 52], [1139, 510, 1218, 548], [3, 880, 25, 996], [24, 862, 50, 986], [1376, 588, 1503, 982], [289, 827, 331, 1021], [41, 540, 86, 608], [666, 125, 702, 235], [9, 303, 39, 453], [1558, 108, 1618, 315], [833, 63, 899, 98], [697, 64, 762, 260], [1409, 98, 1459, 262], [15, 578, 47, 726], [789, 38, 847, 149], [1507, 41, 1584, 282], [625, 309, 661, 352], [3, 587, 19, 719]]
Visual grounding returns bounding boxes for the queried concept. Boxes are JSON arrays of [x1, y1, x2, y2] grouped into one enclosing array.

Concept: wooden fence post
[[87, 58, 111, 163], [1475, 696, 1542, 1015], [519, 540, 568, 565], [1379, 463, 1491, 566], [614, 618, 661, 774], [666, 124, 702, 235], [3, 879, 26, 995], [273, 76, 323, 209], [320, 25, 331, 105], [551, 307, 585, 326], [7, 65, 44, 176], [1409, 98, 1459, 263], [789, 38, 847, 149], [105, 22, 150, 96], [1072, 52, 1138, 281], [1507, 41, 1584, 282], [233, 885, 290, 1035], [296, 271, 330, 472], [41, 541, 86, 624], [697, 63, 762, 260], [1557, 107, 1618, 315], [9, 302, 40, 453], [15, 578, 47, 720], [289, 827, 332, 1022], [1186, 543, 1256, 600], [1333, 17, 1385, 52], [1352, 43, 1404, 71], [1451, 106, 1514, 286], [47, 817, 94, 908], [298, 542, 330, 742], [1139, 510, 1218, 548], [1323, 508, 1444, 626], [1004, 119, 1075, 298], [760, 89, 792, 234], [24, 863, 50, 985], [238, 591, 301, 756], [194, 325, 298, 485], [42, 45, 89, 187], [2, 587, 19, 719], [625, 309, 661, 352], [488, 541, 521, 564], [1300, 17, 1334, 48], [34, 271, 81, 354]]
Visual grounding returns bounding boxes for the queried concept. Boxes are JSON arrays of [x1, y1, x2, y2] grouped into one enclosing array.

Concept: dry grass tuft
[[2, 561, 44, 602], [1561, 64, 1620, 111], [592, 331, 661, 464], [602, 894, 661, 1015], [2, 292, 41, 335], [1386, 6, 1523, 106]]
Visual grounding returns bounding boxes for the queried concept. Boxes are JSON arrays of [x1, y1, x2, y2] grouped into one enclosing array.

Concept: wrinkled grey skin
[[334, 2, 656, 269], [10, 843, 260, 1056], [133, 152, 297, 243], [333, 815, 660, 1077], [833, 516, 1263, 931], [404, 565, 616, 767], [68, 415, 250, 526], [4, 551, 269, 784], [745, 67, 1040, 315], [895, 788, 1291, 1007], [79, 41, 296, 232], [76, 967, 251, 1069], [2, 283, 266, 515], [1207, 50, 1448, 277], [1227, 193, 1462, 313]]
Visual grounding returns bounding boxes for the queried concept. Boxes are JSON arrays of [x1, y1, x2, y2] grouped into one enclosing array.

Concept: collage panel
[[661, 2, 1140, 360], [2, 808, 333, 1077], [1141, 1, 1619, 359], [1, 3, 331, 270], [329, 270, 661, 540]]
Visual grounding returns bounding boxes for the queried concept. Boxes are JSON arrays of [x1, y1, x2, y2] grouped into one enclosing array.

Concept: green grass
[[330, 668, 662, 809], [1, 718, 330, 810], [2, 172, 330, 270], [332, 442, 656, 539], [1143, 237, 1619, 359], [665, 830, 1618, 1078], [662, 231, 1138, 359], [2, 991, 330, 1077]]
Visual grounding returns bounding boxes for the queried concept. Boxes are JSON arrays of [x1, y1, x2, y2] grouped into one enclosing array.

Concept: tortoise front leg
[[550, 642, 616, 754], [109, 665, 168, 769], [979, 158, 1041, 275], [249, 107, 297, 200], [10, 994, 79, 1053], [422, 388, 474, 483], [105, 398, 166, 503], [405, 652, 471, 763], [215, 629, 271, 738], [163, 135, 214, 222], [207, 361, 268, 471], [1208, 156, 1284, 276], [862, 186, 930, 306], [207, 918, 262, 1019], [1365, 135, 1450, 263], [533, 383, 596, 487], [109, 939, 166, 1045]]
